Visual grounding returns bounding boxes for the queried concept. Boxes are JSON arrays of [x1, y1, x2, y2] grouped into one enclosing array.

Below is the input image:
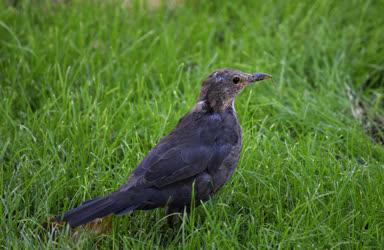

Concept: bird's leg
[[165, 207, 184, 228]]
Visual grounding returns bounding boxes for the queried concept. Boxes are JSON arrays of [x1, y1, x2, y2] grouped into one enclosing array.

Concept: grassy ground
[[1, 0, 384, 248]]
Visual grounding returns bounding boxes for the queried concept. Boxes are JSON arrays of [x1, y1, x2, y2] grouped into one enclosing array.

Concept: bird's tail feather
[[59, 189, 149, 228], [62, 195, 120, 228]]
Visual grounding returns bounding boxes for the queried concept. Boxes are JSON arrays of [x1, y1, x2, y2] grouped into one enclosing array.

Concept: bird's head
[[197, 68, 271, 112]]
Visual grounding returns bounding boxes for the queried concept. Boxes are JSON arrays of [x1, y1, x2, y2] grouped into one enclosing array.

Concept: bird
[[59, 68, 271, 228]]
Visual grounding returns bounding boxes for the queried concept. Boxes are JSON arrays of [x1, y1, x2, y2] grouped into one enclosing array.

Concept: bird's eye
[[232, 76, 240, 84]]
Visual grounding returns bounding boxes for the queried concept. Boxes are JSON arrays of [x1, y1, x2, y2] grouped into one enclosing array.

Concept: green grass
[[1, 0, 384, 248]]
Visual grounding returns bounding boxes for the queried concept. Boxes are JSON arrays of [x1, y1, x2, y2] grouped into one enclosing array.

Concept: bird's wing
[[142, 143, 229, 187], [129, 114, 233, 188]]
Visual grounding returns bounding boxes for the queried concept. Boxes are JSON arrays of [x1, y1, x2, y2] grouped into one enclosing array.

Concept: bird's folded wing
[[140, 143, 229, 188], [141, 144, 211, 187]]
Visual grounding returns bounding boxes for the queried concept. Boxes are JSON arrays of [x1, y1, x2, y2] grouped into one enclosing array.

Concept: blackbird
[[60, 68, 271, 228]]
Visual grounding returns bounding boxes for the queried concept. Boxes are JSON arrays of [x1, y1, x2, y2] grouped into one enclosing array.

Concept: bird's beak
[[248, 73, 272, 83]]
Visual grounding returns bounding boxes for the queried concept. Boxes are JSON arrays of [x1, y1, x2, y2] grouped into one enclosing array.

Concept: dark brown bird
[[59, 68, 271, 227]]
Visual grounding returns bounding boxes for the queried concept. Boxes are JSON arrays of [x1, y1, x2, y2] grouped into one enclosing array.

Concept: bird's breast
[[197, 109, 241, 147]]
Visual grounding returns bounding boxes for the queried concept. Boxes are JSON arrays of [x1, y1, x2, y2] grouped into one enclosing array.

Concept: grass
[[1, 0, 384, 248]]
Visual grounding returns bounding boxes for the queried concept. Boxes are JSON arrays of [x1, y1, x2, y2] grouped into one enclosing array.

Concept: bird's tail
[[58, 187, 155, 228], [60, 196, 115, 228]]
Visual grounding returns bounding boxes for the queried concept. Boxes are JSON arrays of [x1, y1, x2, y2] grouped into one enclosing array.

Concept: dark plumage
[[60, 68, 271, 228]]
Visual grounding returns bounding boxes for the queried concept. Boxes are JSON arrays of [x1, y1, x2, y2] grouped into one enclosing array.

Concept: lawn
[[1, 0, 383, 248]]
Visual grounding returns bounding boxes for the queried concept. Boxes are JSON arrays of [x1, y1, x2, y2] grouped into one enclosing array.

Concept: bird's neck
[[192, 99, 235, 113], [197, 87, 235, 113]]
